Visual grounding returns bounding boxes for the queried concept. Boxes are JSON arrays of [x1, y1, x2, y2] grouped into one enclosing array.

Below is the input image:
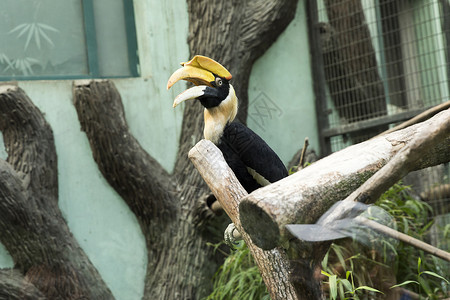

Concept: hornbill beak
[[167, 55, 232, 107]]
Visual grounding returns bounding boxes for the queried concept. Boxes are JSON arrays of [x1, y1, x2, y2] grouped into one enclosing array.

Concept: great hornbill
[[167, 55, 287, 193]]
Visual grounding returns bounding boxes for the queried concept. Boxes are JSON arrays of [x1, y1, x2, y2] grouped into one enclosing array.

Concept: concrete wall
[[0, 1, 316, 299], [248, 2, 318, 163]]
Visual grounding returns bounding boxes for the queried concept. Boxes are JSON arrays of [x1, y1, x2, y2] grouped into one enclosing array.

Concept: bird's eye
[[215, 77, 223, 86]]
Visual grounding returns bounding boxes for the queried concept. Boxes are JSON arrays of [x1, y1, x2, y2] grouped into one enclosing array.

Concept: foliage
[[391, 257, 449, 296], [322, 184, 449, 299], [203, 241, 270, 300], [321, 269, 382, 300], [376, 183, 449, 299], [321, 243, 384, 299], [205, 183, 449, 299]]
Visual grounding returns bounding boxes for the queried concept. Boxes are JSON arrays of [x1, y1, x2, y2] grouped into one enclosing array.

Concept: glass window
[[0, 0, 139, 80]]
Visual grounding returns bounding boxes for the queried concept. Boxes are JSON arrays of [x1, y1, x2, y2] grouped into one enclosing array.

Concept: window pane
[[93, 0, 133, 77], [0, 0, 88, 78]]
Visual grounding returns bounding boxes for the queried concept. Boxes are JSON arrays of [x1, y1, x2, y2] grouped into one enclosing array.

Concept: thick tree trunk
[[0, 85, 113, 299]]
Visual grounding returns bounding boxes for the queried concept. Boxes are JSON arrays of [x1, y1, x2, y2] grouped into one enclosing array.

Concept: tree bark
[[375, 100, 450, 137], [0, 85, 113, 299], [189, 140, 299, 300], [0, 269, 46, 300], [239, 108, 450, 250]]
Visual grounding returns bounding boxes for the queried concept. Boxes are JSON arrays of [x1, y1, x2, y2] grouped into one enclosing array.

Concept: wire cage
[[307, 0, 449, 219]]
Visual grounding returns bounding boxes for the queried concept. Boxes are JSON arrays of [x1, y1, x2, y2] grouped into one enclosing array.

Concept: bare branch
[[297, 137, 310, 170], [376, 100, 450, 137], [354, 217, 450, 262], [239, 108, 450, 251], [351, 109, 450, 204]]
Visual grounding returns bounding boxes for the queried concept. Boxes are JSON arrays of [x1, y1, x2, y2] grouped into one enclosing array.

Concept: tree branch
[[72, 80, 220, 299], [352, 109, 450, 204], [239, 108, 450, 251], [316, 109, 450, 248], [0, 85, 113, 299], [72, 80, 175, 223], [376, 100, 450, 137], [0, 85, 57, 203], [188, 140, 299, 300], [353, 217, 450, 261]]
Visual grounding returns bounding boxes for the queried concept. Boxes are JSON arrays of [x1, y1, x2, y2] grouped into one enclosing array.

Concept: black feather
[[217, 122, 288, 193]]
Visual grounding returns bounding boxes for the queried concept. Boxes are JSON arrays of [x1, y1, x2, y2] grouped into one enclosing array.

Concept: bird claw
[[224, 223, 242, 248]]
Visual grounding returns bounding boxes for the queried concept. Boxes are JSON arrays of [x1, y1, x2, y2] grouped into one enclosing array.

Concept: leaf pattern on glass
[[0, 53, 13, 70], [9, 22, 59, 50], [4, 57, 40, 75]]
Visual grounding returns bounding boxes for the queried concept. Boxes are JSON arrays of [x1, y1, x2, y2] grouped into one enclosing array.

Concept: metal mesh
[[312, 0, 448, 141], [308, 0, 449, 217]]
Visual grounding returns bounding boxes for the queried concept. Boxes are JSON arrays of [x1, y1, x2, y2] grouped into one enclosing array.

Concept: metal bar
[[306, 0, 332, 156], [0, 75, 133, 82], [123, 0, 140, 77], [82, 0, 99, 77], [439, 0, 450, 92], [321, 107, 430, 138]]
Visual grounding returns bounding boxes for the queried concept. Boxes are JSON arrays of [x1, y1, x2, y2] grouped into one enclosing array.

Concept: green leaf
[[340, 279, 353, 292], [422, 271, 450, 283], [24, 24, 36, 50], [329, 275, 338, 300], [8, 23, 29, 34], [321, 270, 332, 278], [354, 286, 383, 294], [334, 246, 347, 271], [390, 280, 419, 288], [417, 257, 422, 274], [322, 250, 330, 270], [418, 276, 433, 295], [444, 224, 450, 238], [35, 25, 41, 49], [345, 270, 352, 280], [338, 282, 345, 299], [37, 22, 59, 32]]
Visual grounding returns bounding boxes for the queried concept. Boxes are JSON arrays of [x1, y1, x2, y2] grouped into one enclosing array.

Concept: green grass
[[204, 241, 270, 300]]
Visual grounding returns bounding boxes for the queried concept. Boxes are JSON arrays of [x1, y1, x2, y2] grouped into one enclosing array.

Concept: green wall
[[248, 1, 318, 163], [0, 0, 316, 299]]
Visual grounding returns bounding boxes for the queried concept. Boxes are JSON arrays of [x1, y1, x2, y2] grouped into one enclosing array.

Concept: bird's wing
[[220, 122, 288, 184], [217, 140, 262, 193]]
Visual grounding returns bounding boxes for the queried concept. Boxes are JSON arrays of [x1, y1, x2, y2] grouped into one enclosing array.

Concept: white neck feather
[[203, 85, 238, 144]]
